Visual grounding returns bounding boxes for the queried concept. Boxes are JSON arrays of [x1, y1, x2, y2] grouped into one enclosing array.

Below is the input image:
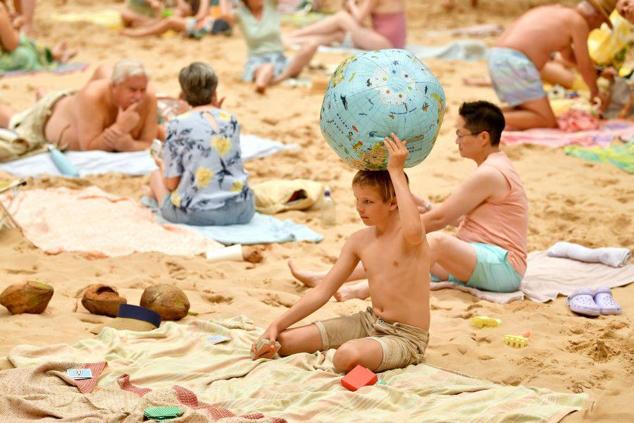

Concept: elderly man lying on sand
[[7, 59, 158, 152], [488, 0, 616, 130], [290, 101, 529, 298]]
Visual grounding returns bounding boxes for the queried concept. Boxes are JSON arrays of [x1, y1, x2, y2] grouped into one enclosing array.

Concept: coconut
[[81, 284, 127, 317], [140, 284, 190, 321], [0, 281, 54, 314]]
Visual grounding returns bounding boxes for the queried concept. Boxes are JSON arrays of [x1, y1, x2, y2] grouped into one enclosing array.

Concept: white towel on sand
[[547, 241, 632, 268]]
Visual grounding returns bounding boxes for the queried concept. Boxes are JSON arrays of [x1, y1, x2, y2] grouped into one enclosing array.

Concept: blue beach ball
[[320, 49, 446, 170]]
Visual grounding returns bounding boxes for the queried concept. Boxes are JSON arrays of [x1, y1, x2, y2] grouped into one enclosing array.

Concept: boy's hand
[[384, 133, 408, 171], [251, 326, 281, 360]]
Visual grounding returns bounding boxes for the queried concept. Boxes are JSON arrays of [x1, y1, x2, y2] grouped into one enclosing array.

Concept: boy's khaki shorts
[[314, 307, 429, 372]]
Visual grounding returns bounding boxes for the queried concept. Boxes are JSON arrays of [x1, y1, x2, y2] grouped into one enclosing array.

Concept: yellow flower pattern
[[163, 109, 249, 211], [195, 167, 214, 188], [211, 136, 232, 156], [170, 191, 182, 208]]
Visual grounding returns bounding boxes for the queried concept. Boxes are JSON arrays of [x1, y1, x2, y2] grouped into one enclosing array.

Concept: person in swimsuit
[[289, 101, 529, 298], [30, 60, 157, 151], [284, 0, 406, 50]]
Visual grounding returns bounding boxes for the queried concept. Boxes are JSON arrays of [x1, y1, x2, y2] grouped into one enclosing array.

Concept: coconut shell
[[0, 281, 54, 314], [140, 284, 190, 321], [81, 284, 127, 317]]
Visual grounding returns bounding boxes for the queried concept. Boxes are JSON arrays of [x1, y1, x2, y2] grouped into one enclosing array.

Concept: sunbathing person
[[0, 0, 75, 72], [121, 0, 167, 28], [149, 62, 255, 226], [290, 101, 528, 299], [9, 59, 158, 151], [253, 135, 430, 375], [122, 0, 232, 38], [284, 0, 406, 50], [221, 0, 319, 93], [488, 1, 614, 130]]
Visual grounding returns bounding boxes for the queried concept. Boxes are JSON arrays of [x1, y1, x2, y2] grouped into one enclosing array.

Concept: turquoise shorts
[[432, 243, 523, 293]]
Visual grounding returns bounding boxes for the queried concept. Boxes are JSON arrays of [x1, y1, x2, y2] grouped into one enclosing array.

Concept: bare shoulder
[[347, 227, 374, 249], [78, 80, 108, 103]]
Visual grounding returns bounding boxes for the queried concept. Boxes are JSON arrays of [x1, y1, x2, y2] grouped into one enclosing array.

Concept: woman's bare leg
[[289, 10, 356, 38], [254, 64, 275, 94], [121, 17, 186, 37], [273, 42, 319, 83]]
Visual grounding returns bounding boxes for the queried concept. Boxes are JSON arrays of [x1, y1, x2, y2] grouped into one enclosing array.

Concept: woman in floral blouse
[[149, 62, 255, 226]]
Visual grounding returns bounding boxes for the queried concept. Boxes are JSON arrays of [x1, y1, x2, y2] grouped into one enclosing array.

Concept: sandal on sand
[[593, 288, 622, 315], [567, 289, 600, 317]]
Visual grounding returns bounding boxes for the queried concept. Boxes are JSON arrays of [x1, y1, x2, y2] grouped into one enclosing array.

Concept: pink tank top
[[371, 12, 407, 49], [457, 152, 528, 275]]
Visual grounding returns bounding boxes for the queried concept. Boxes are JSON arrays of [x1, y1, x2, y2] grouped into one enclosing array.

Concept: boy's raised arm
[[385, 134, 425, 245]]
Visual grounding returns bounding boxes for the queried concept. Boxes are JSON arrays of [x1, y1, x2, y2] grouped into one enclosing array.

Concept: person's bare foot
[[51, 42, 77, 63], [288, 260, 324, 287], [334, 281, 370, 302], [255, 83, 267, 95]]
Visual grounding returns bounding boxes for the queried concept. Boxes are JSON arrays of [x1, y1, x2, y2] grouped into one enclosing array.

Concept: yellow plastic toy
[[504, 335, 528, 348], [471, 315, 501, 329], [588, 11, 631, 68]]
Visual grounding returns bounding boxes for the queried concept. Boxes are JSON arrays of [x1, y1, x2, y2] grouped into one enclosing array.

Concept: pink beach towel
[[2, 186, 221, 257], [501, 119, 634, 148]]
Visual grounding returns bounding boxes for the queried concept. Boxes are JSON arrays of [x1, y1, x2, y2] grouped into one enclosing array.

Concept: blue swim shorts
[[432, 243, 523, 293], [242, 52, 288, 82], [487, 47, 546, 107]]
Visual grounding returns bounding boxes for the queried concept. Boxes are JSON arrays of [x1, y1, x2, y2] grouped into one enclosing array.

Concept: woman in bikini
[[284, 0, 406, 50]]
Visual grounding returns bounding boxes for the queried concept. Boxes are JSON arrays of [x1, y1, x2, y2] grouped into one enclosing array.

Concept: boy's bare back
[[496, 5, 590, 69], [349, 224, 431, 331]]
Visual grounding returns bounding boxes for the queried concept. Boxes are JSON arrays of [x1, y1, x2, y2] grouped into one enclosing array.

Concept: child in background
[[253, 135, 431, 374], [599, 66, 634, 119], [122, 0, 232, 38], [221, 0, 318, 93], [149, 62, 255, 226]]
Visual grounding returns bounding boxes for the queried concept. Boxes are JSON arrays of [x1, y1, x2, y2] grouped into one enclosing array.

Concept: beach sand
[[1, 0, 633, 421]]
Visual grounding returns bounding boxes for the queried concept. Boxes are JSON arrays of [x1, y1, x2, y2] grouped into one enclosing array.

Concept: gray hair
[[178, 62, 218, 107], [111, 60, 147, 84]]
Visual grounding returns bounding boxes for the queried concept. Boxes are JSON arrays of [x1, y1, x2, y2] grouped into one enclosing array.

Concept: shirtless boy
[[252, 134, 430, 373], [489, 0, 614, 130], [10, 59, 158, 151]]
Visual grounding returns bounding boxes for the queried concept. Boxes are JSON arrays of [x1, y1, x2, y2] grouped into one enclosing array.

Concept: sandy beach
[[1, 0, 633, 421]]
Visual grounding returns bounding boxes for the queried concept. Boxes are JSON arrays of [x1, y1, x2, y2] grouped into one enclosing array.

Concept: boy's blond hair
[[352, 170, 409, 203]]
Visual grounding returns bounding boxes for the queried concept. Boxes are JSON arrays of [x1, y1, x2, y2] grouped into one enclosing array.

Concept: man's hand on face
[[115, 102, 141, 134]]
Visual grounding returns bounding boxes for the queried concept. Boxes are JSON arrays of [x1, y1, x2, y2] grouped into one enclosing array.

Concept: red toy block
[[341, 365, 377, 391]]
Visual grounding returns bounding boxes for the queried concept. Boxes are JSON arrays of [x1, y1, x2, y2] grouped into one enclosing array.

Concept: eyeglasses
[[455, 130, 480, 139]]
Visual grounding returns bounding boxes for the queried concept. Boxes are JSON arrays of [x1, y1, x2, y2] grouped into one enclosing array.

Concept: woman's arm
[[0, 3, 20, 52], [348, 0, 377, 23]]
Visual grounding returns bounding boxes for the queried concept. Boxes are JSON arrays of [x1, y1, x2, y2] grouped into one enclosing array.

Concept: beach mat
[[7, 317, 588, 422], [501, 119, 634, 147], [564, 142, 634, 173], [0, 361, 284, 422], [521, 251, 634, 303], [0, 134, 297, 177], [431, 250, 634, 303], [50, 9, 122, 30], [1, 62, 89, 78], [2, 186, 221, 257]]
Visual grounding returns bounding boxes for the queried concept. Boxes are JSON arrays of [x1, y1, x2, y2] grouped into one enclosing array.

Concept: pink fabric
[[557, 110, 600, 132], [501, 119, 634, 147], [371, 12, 406, 49], [117, 374, 152, 397], [5, 187, 221, 257], [73, 362, 107, 394], [457, 152, 529, 275]]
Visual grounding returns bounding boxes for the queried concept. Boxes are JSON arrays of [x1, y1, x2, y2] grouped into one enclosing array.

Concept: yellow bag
[[588, 11, 631, 67]]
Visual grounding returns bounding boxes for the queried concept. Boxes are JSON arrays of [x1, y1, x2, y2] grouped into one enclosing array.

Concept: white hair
[[111, 59, 147, 84]]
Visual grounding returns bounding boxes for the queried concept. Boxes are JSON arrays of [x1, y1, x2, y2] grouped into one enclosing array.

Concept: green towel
[[564, 142, 634, 173]]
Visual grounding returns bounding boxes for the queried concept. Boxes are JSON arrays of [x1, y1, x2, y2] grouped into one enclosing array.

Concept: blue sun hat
[[320, 49, 446, 170]]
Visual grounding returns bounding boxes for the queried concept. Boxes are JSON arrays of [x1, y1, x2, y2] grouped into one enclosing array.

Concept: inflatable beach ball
[[320, 49, 446, 170]]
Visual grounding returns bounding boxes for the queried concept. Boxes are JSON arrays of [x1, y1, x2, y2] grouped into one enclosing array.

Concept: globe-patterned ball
[[320, 49, 446, 170]]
